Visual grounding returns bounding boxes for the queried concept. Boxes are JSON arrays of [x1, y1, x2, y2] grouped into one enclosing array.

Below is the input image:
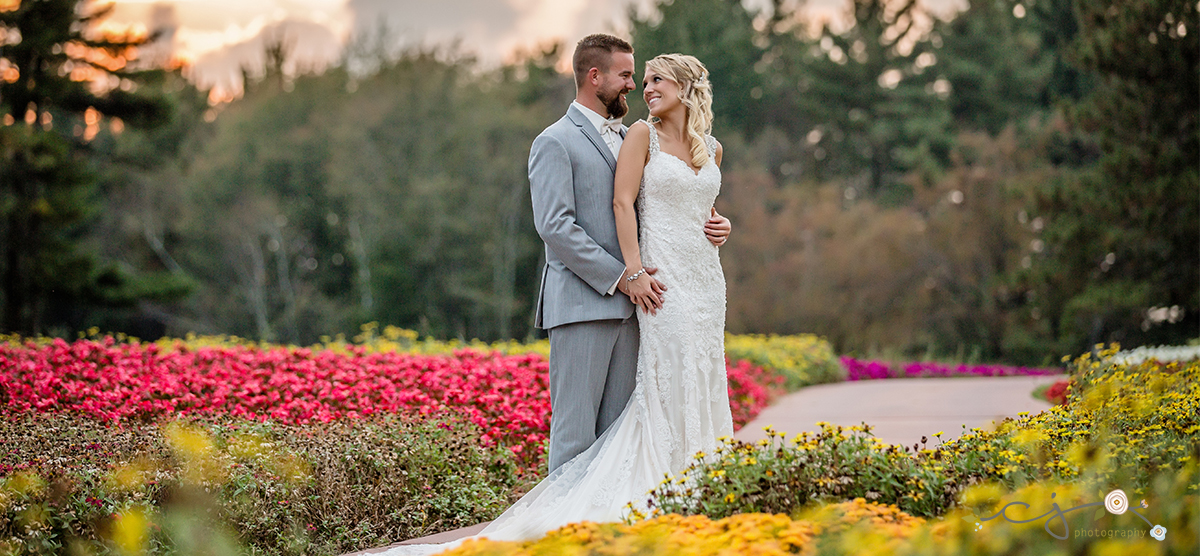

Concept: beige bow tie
[[602, 118, 623, 135]]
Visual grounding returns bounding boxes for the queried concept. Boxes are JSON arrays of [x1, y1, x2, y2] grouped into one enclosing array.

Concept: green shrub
[[642, 347, 1199, 521], [0, 414, 521, 555], [640, 425, 963, 520]]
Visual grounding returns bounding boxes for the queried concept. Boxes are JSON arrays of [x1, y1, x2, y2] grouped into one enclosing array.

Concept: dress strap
[[643, 120, 660, 154], [705, 135, 717, 160]]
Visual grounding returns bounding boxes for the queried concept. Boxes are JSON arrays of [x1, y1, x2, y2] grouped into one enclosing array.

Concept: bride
[[383, 53, 731, 554]]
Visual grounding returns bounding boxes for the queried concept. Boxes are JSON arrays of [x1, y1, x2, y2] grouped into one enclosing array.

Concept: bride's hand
[[624, 267, 666, 315]]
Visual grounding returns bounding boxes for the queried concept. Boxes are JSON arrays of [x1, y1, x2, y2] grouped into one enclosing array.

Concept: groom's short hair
[[573, 34, 634, 89]]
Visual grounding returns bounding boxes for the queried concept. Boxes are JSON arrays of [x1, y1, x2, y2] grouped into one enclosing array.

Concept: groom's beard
[[599, 88, 629, 119]]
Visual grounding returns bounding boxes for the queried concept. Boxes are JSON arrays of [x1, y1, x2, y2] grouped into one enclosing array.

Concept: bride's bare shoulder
[[626, 120, 652, 138], [617, 121, 654, 165]]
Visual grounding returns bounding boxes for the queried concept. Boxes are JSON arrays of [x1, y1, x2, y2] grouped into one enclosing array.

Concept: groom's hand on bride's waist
[[705, 208, 731, 246]]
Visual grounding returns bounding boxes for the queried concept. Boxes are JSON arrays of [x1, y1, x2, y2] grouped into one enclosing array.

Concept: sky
[[103, 0, 777, 98], [106, 0, 951, 99]]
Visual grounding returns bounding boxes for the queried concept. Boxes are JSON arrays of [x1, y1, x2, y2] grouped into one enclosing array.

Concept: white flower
[[1104, 489, 1128, 515], [1108, 344, 1200, 366]]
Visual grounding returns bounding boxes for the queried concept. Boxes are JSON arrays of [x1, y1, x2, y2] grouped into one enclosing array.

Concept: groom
[[529, 34, 731, 472]]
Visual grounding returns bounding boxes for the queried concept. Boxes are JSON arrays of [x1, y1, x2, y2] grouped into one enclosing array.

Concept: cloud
[[345, 0, 520, 58], [112, 0, 350, 97], [116, 0, 917, 97], [189, 17, 343, 97], [342, 0, 643, 66]]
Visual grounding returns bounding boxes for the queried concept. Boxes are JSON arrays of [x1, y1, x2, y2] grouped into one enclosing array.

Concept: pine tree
[[1028, 0, 1198, 350], [936, 0, 1093, 134], [0, 0, 173, 334], [774, 0, 953, 200], [628, 0, 768, 137]]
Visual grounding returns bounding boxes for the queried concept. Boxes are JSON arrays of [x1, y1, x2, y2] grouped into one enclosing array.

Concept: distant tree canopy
[[169, 42, 568, 344], [1, 0, 1194, 363]]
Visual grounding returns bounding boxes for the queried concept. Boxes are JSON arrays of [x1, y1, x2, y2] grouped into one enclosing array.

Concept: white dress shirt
[[571, 101, 626, 295], [571, 101, 624, 158]]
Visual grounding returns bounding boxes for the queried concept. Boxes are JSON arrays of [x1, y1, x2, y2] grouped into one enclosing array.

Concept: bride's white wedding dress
[[382, 122, 732, 555]]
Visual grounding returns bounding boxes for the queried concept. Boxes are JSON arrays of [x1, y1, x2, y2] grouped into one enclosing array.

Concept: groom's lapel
[[567, 105, 618, 173]]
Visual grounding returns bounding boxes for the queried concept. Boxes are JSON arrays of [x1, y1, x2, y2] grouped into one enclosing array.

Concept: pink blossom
[[1, 338, 781, 470]]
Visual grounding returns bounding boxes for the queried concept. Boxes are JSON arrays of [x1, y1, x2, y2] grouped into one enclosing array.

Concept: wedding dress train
[[382, 122, 732, 555]]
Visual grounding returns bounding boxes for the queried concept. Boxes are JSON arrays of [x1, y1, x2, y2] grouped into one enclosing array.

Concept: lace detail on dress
[[646, 120, 660, 154], [643, 122, 717, 174], [378, 119, 732, 556], [632, 116, 728, 495]]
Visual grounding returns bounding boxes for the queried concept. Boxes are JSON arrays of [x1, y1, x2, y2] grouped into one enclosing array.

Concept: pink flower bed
[[726, 358, 785, 428], [840, 356, 1063, 381], [0, 338, 779, 468]]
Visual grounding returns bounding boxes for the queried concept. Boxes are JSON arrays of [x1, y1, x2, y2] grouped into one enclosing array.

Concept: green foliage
[[1020, 0, 1199, 353], [0, 129, 96, 331], [341, 51, 548, 342], [937, 0, 1092, 134], [73, 70, 211, 338], [767, 0, 953, 199], [721, 128, 1050, 363], [0, 415, 521, 555], [645, 424, 980, 520], [643, 349, 1198, 521], [179, 62, 361, 343], [936, 0, 1052, 133], [645, 425, 962, 519], [710, 0, 1191, 362]]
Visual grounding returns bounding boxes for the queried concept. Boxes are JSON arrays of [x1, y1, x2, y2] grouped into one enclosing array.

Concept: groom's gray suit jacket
[[530, 105, 635, 329]]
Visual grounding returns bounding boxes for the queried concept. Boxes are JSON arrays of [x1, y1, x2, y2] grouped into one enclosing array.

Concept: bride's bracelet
[[626, 268, 646, 282]]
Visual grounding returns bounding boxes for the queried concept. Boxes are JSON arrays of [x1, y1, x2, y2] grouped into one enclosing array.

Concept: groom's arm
[[529, 134, 626, 296]]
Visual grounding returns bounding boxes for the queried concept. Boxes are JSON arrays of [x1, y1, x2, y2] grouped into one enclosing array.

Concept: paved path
[[735, 375, 1060, 447], [345, 374, 1061, 554], [344, 522, 491, 555]]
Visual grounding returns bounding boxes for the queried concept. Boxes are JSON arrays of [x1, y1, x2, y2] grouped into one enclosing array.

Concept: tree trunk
[[2, 146, 38, 335]]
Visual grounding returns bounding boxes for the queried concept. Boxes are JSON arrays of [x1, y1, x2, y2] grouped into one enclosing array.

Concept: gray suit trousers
[[546, 316, 639, 472]]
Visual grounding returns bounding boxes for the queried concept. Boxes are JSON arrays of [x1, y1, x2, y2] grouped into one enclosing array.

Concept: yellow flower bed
[[911, 472, 1197, 555], [441, 499, 924, 556], [724, 333, 844, 390], [436, 464, 1197, 556], [142, 324, 554, 357], [946, 345, 1200, 494], [56, 325, 836, 393], [640, 345, 1197, 524], [336, 323, 552, 357]]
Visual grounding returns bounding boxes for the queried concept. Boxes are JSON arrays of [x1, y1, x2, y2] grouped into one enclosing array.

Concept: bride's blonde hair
[[644, 54, 714, 169]]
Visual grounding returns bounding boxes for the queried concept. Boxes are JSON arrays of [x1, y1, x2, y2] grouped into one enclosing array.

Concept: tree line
[[1, 0, 1195, 364]]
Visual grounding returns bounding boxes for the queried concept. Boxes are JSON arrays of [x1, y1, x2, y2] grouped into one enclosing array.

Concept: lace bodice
[[637, 121, 721, 259], [636, 121, 725, 339]]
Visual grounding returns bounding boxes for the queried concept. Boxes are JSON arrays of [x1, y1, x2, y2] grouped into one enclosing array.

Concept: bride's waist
[[637, 217, 711, 239], [639, 233, 717, 253], [639, 237, 720, 266]]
